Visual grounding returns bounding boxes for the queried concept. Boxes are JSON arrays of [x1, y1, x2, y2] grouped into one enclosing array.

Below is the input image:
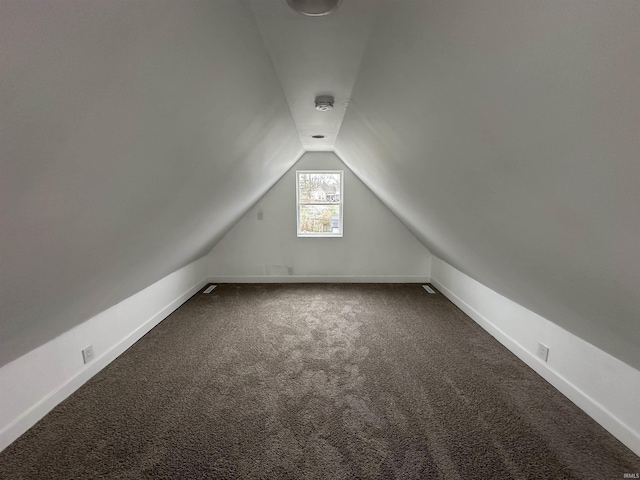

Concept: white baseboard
[[0, 259, 208, 453], [208, 275, 430, 283], [431, 258, 640, 457]]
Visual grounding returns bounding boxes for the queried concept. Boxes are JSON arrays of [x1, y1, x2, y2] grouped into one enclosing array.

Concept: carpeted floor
[[0, 284, 638, 479]]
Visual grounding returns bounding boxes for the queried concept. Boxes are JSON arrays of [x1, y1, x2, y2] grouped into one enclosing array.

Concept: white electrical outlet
[[537, 343, 549, 362], [287, 266, 294, 275], [82, 345, 95, 364], [257, 210, 263, 221]]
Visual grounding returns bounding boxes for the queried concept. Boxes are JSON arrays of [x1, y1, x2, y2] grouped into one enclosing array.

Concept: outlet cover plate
[[537, 343, 549, 362], [82, 345, 94, 364]]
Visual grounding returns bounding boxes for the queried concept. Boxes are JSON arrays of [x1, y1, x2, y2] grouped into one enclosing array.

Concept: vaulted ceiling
[[1, 0, 639, 370]]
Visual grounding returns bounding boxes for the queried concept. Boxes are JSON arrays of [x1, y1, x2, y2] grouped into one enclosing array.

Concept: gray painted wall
[[208, 152, 431, 279]]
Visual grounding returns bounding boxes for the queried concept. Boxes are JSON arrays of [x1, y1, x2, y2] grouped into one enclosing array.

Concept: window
[[296, 170, 343, 237]]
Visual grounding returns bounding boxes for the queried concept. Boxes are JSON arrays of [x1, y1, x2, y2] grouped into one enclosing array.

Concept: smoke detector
[[315, 95, 334, 112], [287, 0, 341, 16]]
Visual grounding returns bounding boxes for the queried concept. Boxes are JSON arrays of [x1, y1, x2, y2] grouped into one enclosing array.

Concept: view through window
[[296, 170, 343, 237]]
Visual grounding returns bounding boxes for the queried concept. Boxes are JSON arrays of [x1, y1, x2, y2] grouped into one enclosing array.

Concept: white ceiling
[[250, 0, 382, 151], [1, 0, 639, 372]]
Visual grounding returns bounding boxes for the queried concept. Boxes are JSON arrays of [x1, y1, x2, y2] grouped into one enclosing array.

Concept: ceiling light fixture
[[315, 95, 334, 112], [312, 135, 326, 139], [286, 0, 341, 16]]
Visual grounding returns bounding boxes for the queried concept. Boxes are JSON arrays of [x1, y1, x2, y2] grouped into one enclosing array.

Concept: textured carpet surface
[[0, 284, 638, 479]]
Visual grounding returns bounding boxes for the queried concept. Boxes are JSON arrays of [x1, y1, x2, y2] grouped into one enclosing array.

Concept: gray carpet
[[0, 284, 638, 479]]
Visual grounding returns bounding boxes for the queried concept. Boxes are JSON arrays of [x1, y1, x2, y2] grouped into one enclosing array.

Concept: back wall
[[207, 152, 431, 282]]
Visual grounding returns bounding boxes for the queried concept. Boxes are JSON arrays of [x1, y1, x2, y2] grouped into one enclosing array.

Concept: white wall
[[208, 152, 431, 282], [0, 257, 208, 453], [431, 257, 640, 457]]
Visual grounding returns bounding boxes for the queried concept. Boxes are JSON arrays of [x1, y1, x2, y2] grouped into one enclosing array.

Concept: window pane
[[299, 204, 340, 234], [298, 173, 341, 204]]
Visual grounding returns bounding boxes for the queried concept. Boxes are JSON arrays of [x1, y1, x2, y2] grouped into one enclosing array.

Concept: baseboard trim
[[431, 278, 640, 457], [208, 275, 430, 283], [0, 277, 208, 453]]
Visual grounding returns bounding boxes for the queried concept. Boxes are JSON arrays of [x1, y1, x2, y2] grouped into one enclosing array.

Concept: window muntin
[[296, 170, 343, 237]]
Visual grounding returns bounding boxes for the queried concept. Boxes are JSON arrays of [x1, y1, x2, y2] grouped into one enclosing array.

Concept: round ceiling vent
[[286, 0, 341, 17], [315, 95, 334, 112]]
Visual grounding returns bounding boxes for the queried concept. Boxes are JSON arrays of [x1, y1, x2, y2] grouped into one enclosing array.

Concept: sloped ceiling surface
[[0, 0, 302, 366], [2, 0, 639, 373], [249, 0, 382, 151], [336, 0, 640, 369]]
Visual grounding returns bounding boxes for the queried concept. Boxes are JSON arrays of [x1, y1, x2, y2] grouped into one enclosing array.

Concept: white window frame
[[296, 170, 344, 238]]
